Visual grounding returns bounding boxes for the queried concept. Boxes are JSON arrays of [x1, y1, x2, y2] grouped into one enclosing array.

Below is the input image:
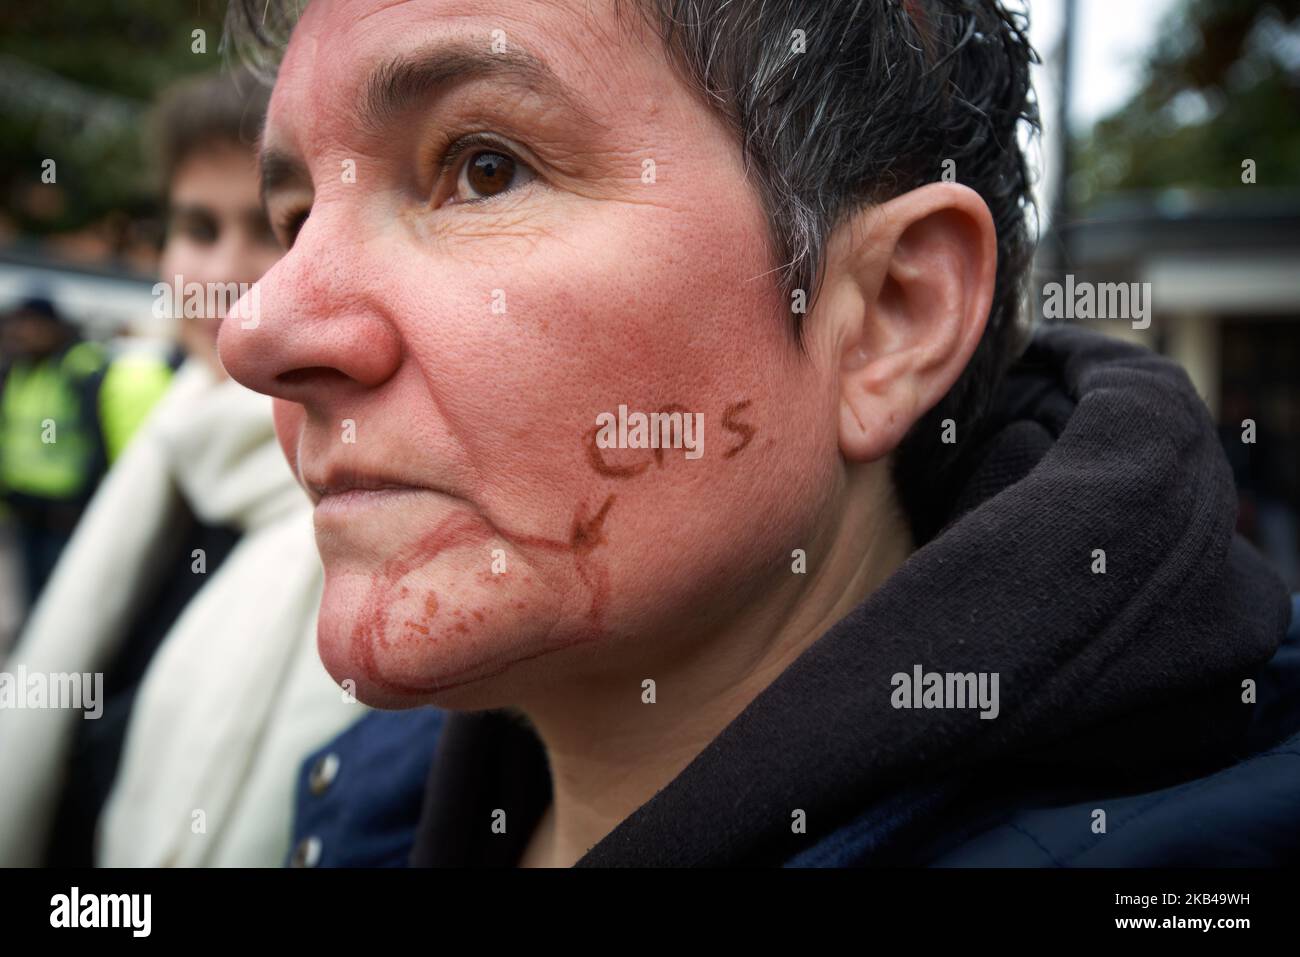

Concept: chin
[[313, 557, 596, 711]]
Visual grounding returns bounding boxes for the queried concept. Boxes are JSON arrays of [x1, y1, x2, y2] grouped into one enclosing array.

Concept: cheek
[[383, 200, 839, 647]]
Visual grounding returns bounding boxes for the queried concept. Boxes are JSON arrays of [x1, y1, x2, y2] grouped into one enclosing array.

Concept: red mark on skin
[[353, 394, 755, 698], [568, 495, 614, 627], [350, 495, 619, 697], [570, 494, 614, 552], [651, 404, 691, 468], [722, 400, 756, 459], [386, 626, 610, 695], [507, 494, 616, 628], [585, 425, 650, 478], [351, 510, 492, 689], [587, 400, 757, 472]]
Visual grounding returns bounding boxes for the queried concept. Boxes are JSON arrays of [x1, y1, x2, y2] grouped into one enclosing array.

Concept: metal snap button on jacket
[[289, 835, 323, 868], [309, 752, 341, 796]]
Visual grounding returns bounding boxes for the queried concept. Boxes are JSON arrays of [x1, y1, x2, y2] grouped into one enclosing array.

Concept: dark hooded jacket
[[395, 326, 1297, 866]]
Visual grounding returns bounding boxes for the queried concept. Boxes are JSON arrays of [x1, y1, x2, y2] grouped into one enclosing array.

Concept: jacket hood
[[412, 325, 1292, 867]]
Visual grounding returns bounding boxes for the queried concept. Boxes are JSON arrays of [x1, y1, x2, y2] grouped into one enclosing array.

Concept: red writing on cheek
[[570, 493, 615, 552], [651, 404, 691, 468], [586, 426, 650, 478], [586, 399, 757, 477], [721, 399, 755, 458]]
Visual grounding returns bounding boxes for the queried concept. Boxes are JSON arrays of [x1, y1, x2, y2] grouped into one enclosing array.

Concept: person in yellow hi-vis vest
[[0, 294, 172, 606]]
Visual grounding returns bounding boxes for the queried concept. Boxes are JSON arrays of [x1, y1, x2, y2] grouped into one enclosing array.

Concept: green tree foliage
[[1072, 0, 1300, 207], [0, 0, 226, 241]]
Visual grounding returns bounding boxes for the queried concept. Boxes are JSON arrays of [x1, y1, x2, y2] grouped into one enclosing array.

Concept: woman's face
[[219, 0, 844, 709], [162, 144, 282, 376]]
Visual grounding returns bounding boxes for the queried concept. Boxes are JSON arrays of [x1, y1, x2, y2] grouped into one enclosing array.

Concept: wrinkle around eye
[[429, 167, 546, 216], [407, 194, 569, 255]]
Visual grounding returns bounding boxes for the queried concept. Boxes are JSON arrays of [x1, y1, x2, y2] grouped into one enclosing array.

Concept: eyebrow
[[260, 40, 600, 210], [362, 40, 597, 132]]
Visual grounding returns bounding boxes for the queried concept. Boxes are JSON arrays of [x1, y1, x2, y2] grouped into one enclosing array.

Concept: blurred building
[[1058, 188, 1300, 586], [0, 247, 159, 342]]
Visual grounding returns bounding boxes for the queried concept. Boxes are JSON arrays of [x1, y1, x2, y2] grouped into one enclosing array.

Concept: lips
[[302, 466, 436, 506]]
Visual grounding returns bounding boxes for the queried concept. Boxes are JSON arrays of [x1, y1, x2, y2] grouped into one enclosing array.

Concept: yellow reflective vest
[[0, 343, 172, 503]]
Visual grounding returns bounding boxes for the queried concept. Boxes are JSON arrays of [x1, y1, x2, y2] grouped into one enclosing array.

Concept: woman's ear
[[822, 183, 997, 463]]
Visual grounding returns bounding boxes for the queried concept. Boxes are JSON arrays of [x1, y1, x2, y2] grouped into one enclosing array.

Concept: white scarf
[[0, 361, 361, 866]]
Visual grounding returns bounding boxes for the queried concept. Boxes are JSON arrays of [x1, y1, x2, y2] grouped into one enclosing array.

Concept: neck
[[517, 462, 913, 867]]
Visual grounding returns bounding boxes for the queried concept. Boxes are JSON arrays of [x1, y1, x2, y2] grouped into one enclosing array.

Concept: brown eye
[[468, 151, 513, 194], [453, 147, 534, 203]]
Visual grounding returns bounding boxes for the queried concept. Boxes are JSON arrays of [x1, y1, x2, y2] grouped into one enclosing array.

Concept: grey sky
[[1029, 0, 1182, 130], [1026, 0, 1182, 223]]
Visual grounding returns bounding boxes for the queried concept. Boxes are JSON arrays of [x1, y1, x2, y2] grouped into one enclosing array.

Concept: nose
[[218, 227, 403, 406]]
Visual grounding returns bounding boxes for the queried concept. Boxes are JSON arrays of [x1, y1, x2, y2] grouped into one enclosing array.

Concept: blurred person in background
[[0, 68, 360, 867], [0, 292, 171, 611]]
